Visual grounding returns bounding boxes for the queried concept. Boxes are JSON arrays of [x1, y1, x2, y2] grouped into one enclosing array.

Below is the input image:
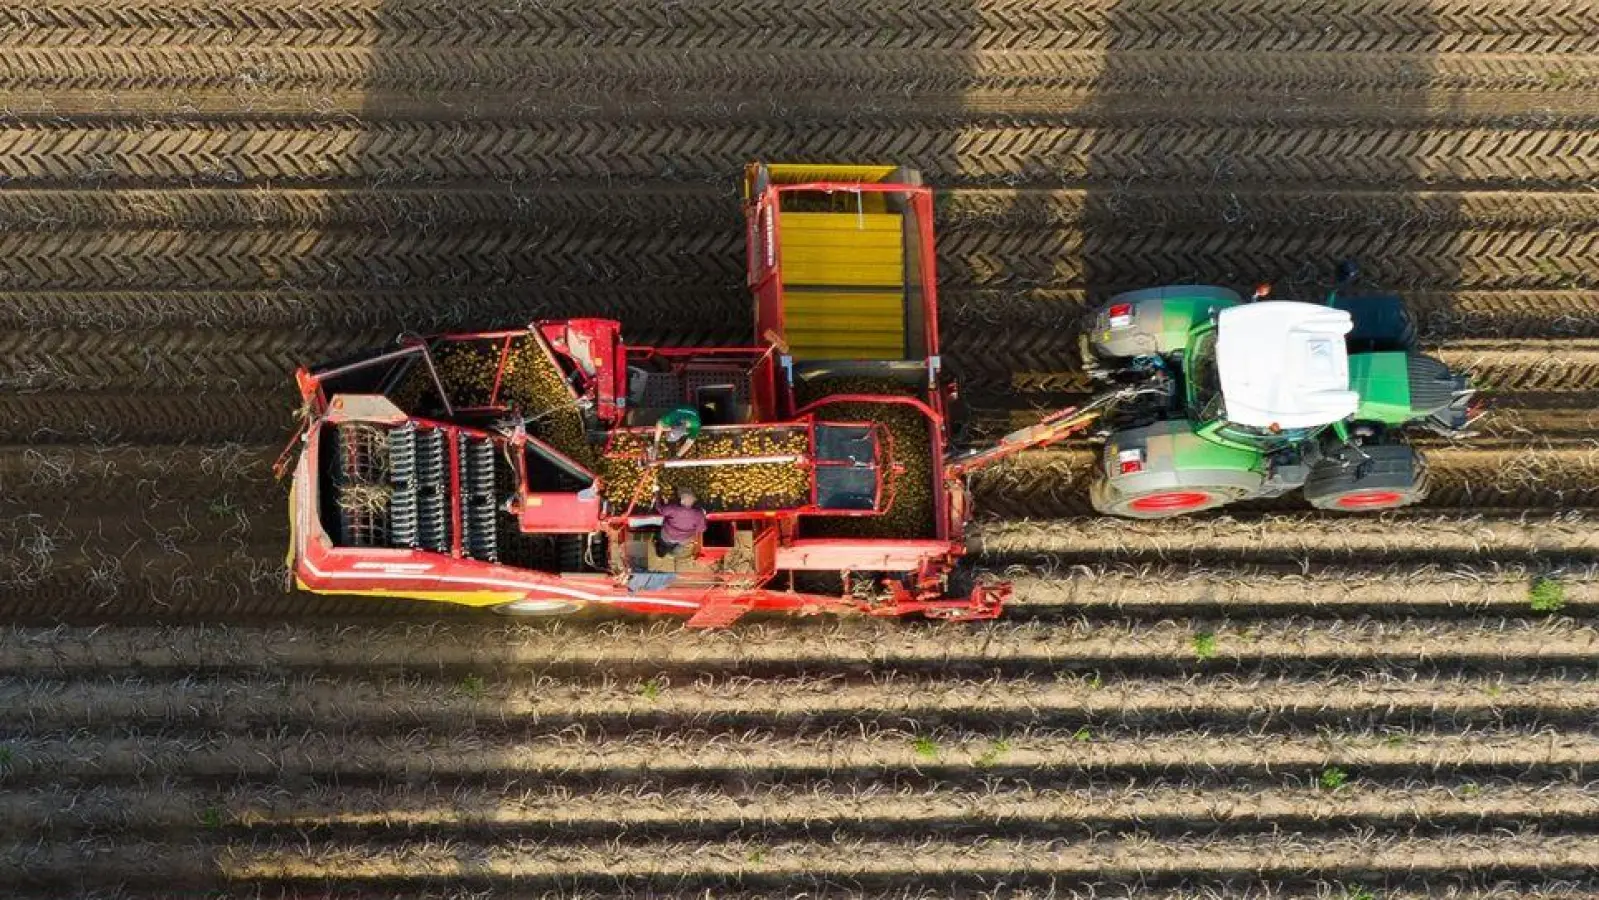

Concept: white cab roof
[[1216, 301, 1359, 430]]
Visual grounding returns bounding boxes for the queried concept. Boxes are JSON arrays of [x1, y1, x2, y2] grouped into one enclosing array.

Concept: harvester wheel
[[1090, 477, 1250, 519], [492, 597, 582, 617], [1303, 445, 1428, 511]]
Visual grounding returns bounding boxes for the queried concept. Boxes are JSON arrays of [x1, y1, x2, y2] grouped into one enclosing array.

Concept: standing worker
[[654, 487, 708, 559], [651, 405, 701, 459]]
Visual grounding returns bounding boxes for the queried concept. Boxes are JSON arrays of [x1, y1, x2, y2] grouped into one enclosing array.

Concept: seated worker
[[655, 487, 708, 559], [651, 406, 702, 459]]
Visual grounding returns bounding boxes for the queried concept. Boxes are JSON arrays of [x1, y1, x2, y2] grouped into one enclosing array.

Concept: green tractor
[[1081, 264, 1480, 519]]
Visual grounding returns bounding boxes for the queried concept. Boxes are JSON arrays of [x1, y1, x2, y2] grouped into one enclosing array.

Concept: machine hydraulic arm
[[943, 388, 1149, 480]]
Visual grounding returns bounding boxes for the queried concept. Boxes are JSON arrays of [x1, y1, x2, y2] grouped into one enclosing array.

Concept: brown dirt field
[[5, 618, 1596, 672], [3, 0, 1599, 895]]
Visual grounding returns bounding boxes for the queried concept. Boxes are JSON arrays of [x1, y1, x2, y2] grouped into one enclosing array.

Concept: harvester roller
[[414, 428, 450, 554], [459, 433, 499, 563], [387, 424, 420, 549], [333, 423, 391, 548]]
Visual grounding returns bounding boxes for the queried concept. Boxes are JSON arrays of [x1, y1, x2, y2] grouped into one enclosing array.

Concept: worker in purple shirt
[[654, 486, 708, 558]]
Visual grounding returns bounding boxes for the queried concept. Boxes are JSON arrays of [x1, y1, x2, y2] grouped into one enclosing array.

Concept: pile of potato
[[386, 341, 500, 416], [431, 342, 500, 408], [600, 428, 810, 512], [385, 336, 598, 469], [497, 338, 598, 469], [794, 377, 936, 539]]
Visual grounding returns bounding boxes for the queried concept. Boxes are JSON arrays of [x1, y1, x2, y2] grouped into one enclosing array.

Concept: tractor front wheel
[[1090, 478, 1249, 519], [1303, 445, 1428, 512]]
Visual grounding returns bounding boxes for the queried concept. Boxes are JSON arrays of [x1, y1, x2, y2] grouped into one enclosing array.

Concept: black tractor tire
[[1090, 475, 1254, 520], [1333, 294, 1418, 353], [492, 597, 583, 617], [1303, 445, 1429, 511]]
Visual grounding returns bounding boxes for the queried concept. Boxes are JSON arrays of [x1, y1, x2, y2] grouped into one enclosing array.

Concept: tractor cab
[[1185, 301, 1361, 451]]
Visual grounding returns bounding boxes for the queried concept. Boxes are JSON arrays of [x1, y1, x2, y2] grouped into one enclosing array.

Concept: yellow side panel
[[783, 289, 905, 360], [764, 163, 899, 185], [779, 212, 904, 287], [786, 335, 904, 357], [784, 291, 903, 320]]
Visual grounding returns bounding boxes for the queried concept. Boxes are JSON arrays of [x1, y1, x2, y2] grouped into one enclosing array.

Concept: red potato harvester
[[279, 164, 1102, 627]]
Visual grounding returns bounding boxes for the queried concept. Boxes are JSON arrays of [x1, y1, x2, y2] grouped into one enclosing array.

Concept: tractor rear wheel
[[492, 597, 582, 617], [1303, 445, 1428, 511], [1090, 477, 1251, 519]]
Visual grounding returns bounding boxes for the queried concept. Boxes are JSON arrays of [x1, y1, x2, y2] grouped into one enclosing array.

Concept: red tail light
[[1116, 448, 1144, 474]]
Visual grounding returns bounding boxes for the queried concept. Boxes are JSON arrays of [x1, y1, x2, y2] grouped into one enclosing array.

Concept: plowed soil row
[[9, 831, 1596, 895], [0, 286, 742, 338], [5, 47, 1597, 96], [973, 514, 1599, 564], [7, 618, 1594, 673], [9, 185, 1599, 236], [0, 221, 1595, 292], [4, 0, 1594, 53], [7, 886, 1594, 900], [4, 780, 1594, 841], [2, 121, 1597, 189], [1008, 563, 1599, 613], [3, 721, 1596, 786], [8, 670, 1594, 732], [8, 54, 1597, 122]]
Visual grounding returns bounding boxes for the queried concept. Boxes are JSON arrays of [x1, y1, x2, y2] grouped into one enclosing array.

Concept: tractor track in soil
[[6, 185, 1599, 235], [4, 48, 1598, 97], [4, 0, 1599, 895], [0, 217, 1597, 292], [6, 52, 1598, 123], [3, 0, 1596, 53], [4, 120, 1599, 189]]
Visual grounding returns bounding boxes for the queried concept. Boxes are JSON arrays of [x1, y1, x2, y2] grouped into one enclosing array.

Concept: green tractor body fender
[[1348, 351, 1422, 425], [1100, 422, 1260, 498], [1085, 285, 1241, 360]]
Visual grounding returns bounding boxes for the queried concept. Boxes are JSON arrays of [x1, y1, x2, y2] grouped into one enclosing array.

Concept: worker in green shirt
[[651, 406, 701, 459]]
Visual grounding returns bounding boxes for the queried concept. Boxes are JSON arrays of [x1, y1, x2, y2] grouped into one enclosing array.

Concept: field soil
[[2, 0, 1598, 896]]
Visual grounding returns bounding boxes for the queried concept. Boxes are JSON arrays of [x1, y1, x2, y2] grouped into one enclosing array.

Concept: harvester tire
[[1089, 476, 1252, 520], [1303, 445, 1428, 511], [492, 597, 582, 617]]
